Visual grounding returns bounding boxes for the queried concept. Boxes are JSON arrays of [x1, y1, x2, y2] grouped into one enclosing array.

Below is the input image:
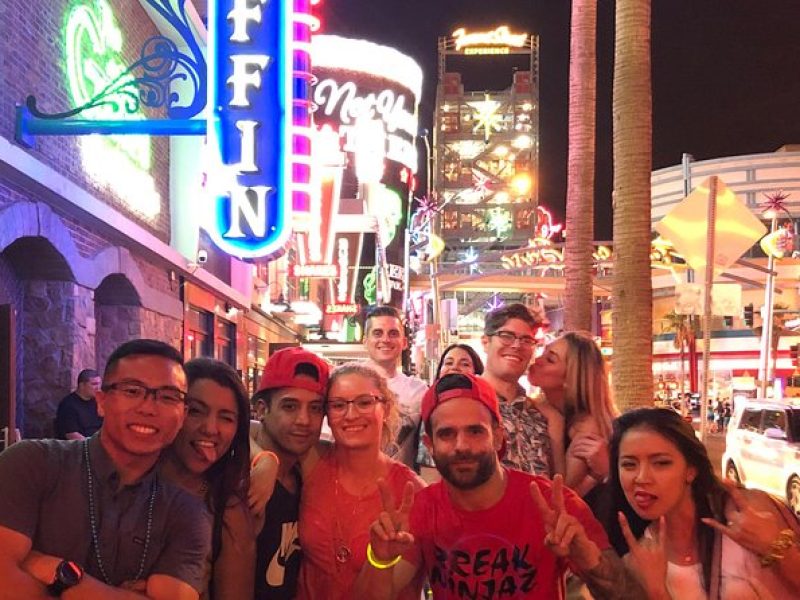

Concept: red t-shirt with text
[[404, 468, 610, 600]]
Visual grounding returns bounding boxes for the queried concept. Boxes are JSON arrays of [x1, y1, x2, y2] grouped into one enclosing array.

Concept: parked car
[[722, 399, 800, 514]]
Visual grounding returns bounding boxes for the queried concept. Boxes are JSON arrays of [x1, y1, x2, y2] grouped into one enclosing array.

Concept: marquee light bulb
[[512, 173, 532, 196]]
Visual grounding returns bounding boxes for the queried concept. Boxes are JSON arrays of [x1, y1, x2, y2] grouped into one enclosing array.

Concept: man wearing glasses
[[0, 339, 210, 599], [481, 303, 554, 476], [362, 306, 427, 469]]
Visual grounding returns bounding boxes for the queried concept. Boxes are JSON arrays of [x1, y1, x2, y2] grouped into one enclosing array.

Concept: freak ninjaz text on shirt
[[429, 543, 537, 599]]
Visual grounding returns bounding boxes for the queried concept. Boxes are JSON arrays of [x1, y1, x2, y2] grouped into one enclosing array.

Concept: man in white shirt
[[363, 305, 427, 469]]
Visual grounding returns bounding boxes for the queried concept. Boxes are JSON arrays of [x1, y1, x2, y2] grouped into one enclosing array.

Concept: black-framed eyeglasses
[[490, 330, 536, 348], [326, 394, 385, 417], [103, 382, 187, 407]]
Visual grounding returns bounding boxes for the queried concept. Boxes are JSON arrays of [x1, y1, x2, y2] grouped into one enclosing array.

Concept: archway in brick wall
[[94, 274, 143, 372], [0, 236, 91, 438]]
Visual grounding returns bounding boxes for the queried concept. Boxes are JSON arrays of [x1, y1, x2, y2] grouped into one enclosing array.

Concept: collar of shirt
[[496, 384, 528, 406], [88, 433, 158, 493]]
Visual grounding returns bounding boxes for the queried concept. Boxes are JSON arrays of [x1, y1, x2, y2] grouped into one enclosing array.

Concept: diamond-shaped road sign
[[655, 177, 767, 274]]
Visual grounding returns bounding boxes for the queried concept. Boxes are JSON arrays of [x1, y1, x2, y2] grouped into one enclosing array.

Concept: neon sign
[[326, 303, 359, 315], [290, 263, 339, 278], [205, 0, 312, 258], [314, 79, 418, 171], [452, 26, 528, 52], [64, 0, 160, 217]]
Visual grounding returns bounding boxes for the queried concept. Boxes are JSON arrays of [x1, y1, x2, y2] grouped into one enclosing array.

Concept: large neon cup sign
[[302, 35, 422, 311], [205, 0, 312, 258]]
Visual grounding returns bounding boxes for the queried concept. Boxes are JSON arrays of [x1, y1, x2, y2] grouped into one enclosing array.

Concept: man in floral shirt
[[481, 303, 553, 476]]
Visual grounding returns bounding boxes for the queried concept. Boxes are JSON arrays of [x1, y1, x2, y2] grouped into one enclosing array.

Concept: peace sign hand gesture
[[369, 478, 416, 562], [619, 512, 669, 598], [701, 479, 783, 556], [529, 474, 601, 571]]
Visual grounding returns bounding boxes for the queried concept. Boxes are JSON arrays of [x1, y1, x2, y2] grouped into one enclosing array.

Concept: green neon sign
[[64, 0, 159, 216]]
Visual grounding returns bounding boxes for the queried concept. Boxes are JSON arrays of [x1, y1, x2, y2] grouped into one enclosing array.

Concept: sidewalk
[[703, 431, 727, 477]]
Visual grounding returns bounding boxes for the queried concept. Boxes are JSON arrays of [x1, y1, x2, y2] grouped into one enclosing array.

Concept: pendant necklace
[[83, 440, 157, 584], [332, 462, 375, 565], [332, 467, 356, 564]]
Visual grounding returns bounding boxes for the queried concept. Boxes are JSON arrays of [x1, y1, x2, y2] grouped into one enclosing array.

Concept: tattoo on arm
[[579, 549, 647, 600]]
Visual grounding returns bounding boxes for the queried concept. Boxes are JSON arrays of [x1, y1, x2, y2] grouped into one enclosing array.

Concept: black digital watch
[[46, 560, 83, 597]]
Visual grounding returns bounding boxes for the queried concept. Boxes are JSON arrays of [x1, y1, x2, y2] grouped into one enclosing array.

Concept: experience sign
[[206, 0, 307, 258]]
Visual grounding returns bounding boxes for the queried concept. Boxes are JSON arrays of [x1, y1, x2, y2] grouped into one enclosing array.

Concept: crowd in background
[[0, 302, 799, 599]]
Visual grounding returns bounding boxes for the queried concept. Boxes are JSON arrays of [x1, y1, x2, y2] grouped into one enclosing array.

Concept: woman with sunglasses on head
[[609, 408, 800, 599], [528, 331, 619, 498], [161, 358, 255, 600], [297, 363, 425, 600]]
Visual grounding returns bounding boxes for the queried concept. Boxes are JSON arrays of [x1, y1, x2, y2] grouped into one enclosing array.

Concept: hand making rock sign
[[701, 479, 788, 557], [618, 512, 669, 599]]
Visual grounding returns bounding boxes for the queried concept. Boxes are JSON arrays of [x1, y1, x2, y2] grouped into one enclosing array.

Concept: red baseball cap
[[257, 347, 330, 396], [421, 373, 506, 456]]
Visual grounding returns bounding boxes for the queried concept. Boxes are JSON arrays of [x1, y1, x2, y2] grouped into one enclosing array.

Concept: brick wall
[[0, 0, 172, 241]]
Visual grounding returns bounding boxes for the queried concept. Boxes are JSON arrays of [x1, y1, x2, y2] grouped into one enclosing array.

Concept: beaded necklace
[[83, 440, 157, 585]]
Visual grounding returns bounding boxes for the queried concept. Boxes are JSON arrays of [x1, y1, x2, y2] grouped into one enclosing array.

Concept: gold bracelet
[[760, 529, 796, 567], [366, 543, 402, 570]]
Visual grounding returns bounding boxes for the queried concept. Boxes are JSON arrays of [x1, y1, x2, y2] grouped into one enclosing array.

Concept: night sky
[[320, 1, 800, 239]]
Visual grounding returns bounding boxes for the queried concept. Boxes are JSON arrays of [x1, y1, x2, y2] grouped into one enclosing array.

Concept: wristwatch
[[46, 560, 83, 597]]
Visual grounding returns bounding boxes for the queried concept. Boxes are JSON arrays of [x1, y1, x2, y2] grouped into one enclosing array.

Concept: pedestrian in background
[[54, 368, 102, 439]]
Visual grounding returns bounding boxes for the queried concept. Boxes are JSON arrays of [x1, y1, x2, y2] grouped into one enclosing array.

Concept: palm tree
[[611, 0, 653, 410], [564, 0, 597, 332], [663, 310, 699, 408]]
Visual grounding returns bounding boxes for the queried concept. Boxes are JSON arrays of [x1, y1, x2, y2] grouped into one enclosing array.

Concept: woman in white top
[[609, 408, 800, 599]]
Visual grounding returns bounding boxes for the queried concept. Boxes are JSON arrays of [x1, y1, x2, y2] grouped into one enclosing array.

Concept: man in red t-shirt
[[354, 373, 643, 599]]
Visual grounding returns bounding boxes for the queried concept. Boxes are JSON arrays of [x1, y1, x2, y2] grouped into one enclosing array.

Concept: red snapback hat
[[421, 373, 506, 457], [257, 347, 330, 395]]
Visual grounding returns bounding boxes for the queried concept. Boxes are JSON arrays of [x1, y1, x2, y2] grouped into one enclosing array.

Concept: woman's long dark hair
[[435, 344, 485, 379], [608, 408, 728, 593], [184, 358, 251, 561]]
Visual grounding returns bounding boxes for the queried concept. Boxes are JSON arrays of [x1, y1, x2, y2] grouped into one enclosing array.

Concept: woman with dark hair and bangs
[[608, 408, 800, 599], [162, 357, 255, 600]]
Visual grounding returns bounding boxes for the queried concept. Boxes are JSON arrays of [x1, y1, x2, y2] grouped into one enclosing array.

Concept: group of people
[[0, 303, 798, 599]]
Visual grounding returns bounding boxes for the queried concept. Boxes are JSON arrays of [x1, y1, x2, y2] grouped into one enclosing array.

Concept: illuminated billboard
[[295, 35, 422, 322]]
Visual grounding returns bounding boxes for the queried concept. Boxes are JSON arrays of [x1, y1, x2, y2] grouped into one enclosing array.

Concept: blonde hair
[[560, 331, 619, 440], [327, 362, 399, 450]]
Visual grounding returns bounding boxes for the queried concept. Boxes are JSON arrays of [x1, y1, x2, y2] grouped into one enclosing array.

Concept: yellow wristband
[[251, 450, 279, 470], [366, 543, 402, 570]]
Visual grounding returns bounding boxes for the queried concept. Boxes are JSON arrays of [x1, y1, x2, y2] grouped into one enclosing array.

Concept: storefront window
[[246, 334, 267, 397], [187, 307, 213, 359], [216, 318, 236, 367]]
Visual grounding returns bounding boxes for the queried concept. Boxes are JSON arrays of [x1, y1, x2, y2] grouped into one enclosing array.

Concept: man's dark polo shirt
[[55, 392, 103, 438], [0, 435, 211, 590]]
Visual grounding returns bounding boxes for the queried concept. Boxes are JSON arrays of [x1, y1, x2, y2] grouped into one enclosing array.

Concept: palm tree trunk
[[564, 0, 597, 332], [611, 0, 653, 410]]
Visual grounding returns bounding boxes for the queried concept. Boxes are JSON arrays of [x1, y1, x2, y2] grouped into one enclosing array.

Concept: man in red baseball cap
[[249, 347, 330, 600], [353, 373, 644, 599]]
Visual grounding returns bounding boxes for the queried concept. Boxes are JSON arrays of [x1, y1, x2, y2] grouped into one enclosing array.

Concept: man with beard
[[353, 373, 644, 600], [481, 303, 555, 476], [249, 347, 330, 600]]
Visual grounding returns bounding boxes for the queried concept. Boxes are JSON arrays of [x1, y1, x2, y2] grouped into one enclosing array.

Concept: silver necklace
[[83, 440, 157, 584]]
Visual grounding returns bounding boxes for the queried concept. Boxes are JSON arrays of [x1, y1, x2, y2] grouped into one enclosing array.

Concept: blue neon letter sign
[[206, 0, 297, 258]]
